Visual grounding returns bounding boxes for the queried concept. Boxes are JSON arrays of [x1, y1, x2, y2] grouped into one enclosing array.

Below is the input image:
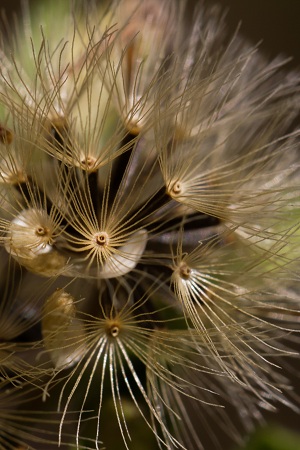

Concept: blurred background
[[0, 1, 299, 449], [1, 0, 300, 65]]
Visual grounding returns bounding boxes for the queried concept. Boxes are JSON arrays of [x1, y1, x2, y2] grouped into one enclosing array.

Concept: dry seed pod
[[42, 289, 86, 369]]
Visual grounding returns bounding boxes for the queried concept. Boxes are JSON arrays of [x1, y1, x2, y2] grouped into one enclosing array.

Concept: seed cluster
[[0, 1, 299, 449]]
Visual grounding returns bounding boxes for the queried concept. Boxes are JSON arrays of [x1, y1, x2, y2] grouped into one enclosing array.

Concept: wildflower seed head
[[0, 0, 299, 448]]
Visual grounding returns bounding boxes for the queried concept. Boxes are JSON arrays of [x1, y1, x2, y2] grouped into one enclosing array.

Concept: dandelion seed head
[[0, 0, 299, 448]]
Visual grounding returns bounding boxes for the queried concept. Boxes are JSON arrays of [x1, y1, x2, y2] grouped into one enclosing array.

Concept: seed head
[[0, 0, 299, 449]]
